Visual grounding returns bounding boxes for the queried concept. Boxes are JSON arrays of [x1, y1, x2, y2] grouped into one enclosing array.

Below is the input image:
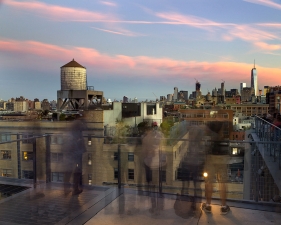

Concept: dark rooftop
[[61, 59, 85, 69]]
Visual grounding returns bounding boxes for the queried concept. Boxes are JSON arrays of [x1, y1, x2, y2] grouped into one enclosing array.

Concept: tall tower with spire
[[251, 60, 258, 96]]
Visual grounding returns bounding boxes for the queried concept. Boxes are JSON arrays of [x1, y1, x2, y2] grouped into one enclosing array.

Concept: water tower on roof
[[60, 59, 87, 90], [57, 59, 103, 110]]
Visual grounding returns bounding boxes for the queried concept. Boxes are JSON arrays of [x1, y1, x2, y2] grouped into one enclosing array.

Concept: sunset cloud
[[244, 0, 281, 10], [4, 0, 280, 50], [254, 42, 281, 51], [91, 26, 138, 36], [1, 38, 280, 88], [100, 1, 117, 7], [155, 12, 280, 51], [4, 0, 115, 21]]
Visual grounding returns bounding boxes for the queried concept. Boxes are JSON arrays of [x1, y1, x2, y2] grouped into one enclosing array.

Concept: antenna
[[194, 78, 198, 82], [254, 59, 255, 68], [221, 79, 225, 83]]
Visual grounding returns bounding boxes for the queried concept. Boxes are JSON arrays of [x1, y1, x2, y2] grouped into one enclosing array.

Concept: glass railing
[[0, 129, 278, 201], [0, 118, 280, 224]]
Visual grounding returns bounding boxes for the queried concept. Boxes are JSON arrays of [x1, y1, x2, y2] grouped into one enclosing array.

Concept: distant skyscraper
[[251, 61, 258, 96], [221, 81, 225, 97], [212, 88, 218, 97], [179, 90, 188, 100], [123, 96, 128, 103], [173, 87, 178, 101], [195, 81, 201, 92], [264, 86, 269, 95], [240, 83, 246, 95], [167, 94, 172, 101]]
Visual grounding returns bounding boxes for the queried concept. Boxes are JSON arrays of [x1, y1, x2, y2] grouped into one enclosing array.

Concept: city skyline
[[0, 0, 281, 101]]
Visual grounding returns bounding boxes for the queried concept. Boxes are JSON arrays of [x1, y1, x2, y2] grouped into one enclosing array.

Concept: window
[[51, 172, 64, 182], [114, 168, 118, 179], [2, 169, 12, 177], [51, 135, 63, 145], [88, 136, 92, 146], [1, 133, 11, 142], [88, 174, 92, 185], [51, 153, 63, 162], [22, 170, 33, 179], [114, 152, 118, 160], [22, 134, 33, 144], [88, 153, 92, 165], [1, 150, 11, 160], [23, 151, 33, 161], [128, 169, 134, 180], [147, 104, 156, 115], [232, 148, 238, 155], [160, 170, 166, 182], [128, 152, 134, 161]]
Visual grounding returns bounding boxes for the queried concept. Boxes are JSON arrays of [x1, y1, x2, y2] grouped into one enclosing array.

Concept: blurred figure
[[176, 127, 204, 217], [142, 128, 165, 214], [63, 119, 86, 195], [201, 121, 230, 215]]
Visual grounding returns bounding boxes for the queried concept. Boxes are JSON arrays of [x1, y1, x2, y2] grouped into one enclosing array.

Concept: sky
[[0, 0, 281, 102]]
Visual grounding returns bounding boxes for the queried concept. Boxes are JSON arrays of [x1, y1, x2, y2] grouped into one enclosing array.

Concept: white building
[[103, 102, 163, 128], [233, 113, 255, 130]]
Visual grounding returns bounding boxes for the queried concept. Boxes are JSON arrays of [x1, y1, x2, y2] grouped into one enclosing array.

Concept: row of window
[[114, 168, 135, 180], [1, 169, 33, 179], [113, 152, 134, 161], [1, 169, 168, 184], [181, 113, 229, 118], [0, 151, 135, 163], [113, 168, 167, 182], [0, 150, 63, 162], [0, 133, 65, 144]]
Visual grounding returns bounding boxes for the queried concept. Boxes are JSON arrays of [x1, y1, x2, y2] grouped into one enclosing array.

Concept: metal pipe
[[33, 137, 37, 188], [118, 144, 121, 189]]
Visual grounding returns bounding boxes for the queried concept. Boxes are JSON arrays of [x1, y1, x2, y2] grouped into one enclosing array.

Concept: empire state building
[[251, 61, 258, 96]]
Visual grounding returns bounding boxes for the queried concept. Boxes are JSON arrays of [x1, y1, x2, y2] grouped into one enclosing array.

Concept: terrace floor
[[0, 179, 280, 225]]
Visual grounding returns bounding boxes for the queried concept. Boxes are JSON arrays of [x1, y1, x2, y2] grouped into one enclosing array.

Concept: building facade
[[231, 104, 268, 117]]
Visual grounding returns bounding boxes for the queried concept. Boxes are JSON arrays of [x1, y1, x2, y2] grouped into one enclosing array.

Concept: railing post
[[278, 143, 281, 169], [118, 144, 121, 189], [253, 143, 259, 202], [45, 134, 51, 183], [159, 147, 162, 195], [33, 137, 37, 188], [17, 133, 21, 179]]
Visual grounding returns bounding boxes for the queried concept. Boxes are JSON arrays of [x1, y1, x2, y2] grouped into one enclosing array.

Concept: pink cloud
[[4, 0, 140, 37], [154, 12, 280, 51], [228, 25, 277, 42], [4, 0, 115, 21], [0, 38, 280, 88], [91, 26, 138, 36], [244, 0, 281, 10], [100, 1, 117, 7], [254, 42, 281, 50], [155, 12, 227, 32]]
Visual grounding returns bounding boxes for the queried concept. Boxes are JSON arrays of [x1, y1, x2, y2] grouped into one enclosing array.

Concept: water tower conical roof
[[61, 59, 85, 69]]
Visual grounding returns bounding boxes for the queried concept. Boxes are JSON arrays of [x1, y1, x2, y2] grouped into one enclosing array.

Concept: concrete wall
[[103, 102, 122, 126]]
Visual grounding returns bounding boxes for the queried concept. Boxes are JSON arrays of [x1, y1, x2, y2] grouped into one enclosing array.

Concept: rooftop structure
[[57, 60, 103, 110]]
